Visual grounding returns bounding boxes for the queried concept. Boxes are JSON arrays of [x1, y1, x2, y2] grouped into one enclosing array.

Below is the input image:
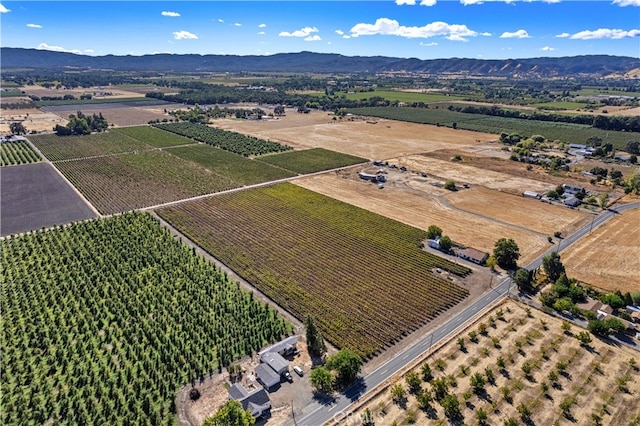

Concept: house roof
[[598, 304, 614, 315], [456, 247, 489, 262], [256, 363, 280, 388], [259, 336, 298, 356], [576, 298, 602, 312], [260, 351, 289, 374], [228, 384, 271, 418]]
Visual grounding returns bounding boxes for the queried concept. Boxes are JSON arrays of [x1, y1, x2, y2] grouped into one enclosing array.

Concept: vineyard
[[154, 122, 293, 156], [165, 145, 295, 185], [257, 148, 366, 174], [348, 107, 635, 149], [157, 183, 470, 358], [0, 212, 291, 425], [0, 140, 41, 166], [55, 151, 236, 214], [112, 126, 195, 148], [28, 131, 150, 162]]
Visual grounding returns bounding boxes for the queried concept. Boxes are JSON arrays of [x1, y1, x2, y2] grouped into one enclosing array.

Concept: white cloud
[[279, 26, 319, 37], [26, 23, 42, 28], [419, 41, 438, 46], [343, 35, 351, 39], [613, 0, 640, 6], [555, 32, 570, 38], [234, 23, 242, 27], [500, 29, 531, 38], [304, 35, 322, 41], [349, 18, 481, 41], [481, 32, 492, 36], [258, 23, 267, 28], [540, 46, 556, 51], [217, 19, 224, 23], [37, 43, 81, 54], [258, 31, 266, 35], [570, 28, 640, 39], [396, 0, 437, 5], [335, 29, 344, 35], [161, 11, 180, 17], [0, 3, 9, 13], [461, 0, 558, 3], [84, 49, 94, 54], [173, 30, 198, 40]]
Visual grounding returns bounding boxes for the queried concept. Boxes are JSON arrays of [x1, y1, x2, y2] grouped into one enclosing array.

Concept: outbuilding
[[255, 363, 281, 389], [260, 351, 289, 376]]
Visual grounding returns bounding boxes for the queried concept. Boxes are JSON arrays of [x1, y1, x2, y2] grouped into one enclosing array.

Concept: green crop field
[[157, 183, 470, 359], [258, 148, 366, 174], [0, 212, 290, 425], [0, 90, 25, 98], [532, 101, 587, 111], [28, 132, 150, 162], [35, 97, 149, 107], [348, 107, 637, 149], [166, 145, 295, 185], [112, 126, 195, 148], [1, 140, 41, 166], [344, 90, 464, 103]]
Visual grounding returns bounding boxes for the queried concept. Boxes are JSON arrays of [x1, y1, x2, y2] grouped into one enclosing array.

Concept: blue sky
[[1, 1, 638, 59]]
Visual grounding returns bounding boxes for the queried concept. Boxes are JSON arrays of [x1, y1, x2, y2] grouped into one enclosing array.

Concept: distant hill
[[2, 48, 638, 78]]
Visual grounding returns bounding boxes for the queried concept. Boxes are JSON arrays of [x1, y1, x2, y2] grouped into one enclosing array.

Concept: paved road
[[294, 201, 640, 426]]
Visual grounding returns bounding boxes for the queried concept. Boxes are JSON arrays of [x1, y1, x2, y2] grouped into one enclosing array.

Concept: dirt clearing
[[211, 111, 494, 160], [561, 207, 640, 293], [0, 108, 65, 133]]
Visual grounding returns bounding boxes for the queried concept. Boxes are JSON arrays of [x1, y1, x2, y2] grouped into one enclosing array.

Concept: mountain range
[[2, 48, 639, 78]]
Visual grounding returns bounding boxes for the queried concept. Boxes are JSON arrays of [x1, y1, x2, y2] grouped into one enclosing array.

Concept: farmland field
[[154, 122, 293, 156], [0, 162, 97, 236], [1, 139, 41, 166], [0, 212, 291, 425], [28, 132, 150, 162], [344, 90, 465, 103], [347, 107, 635, 149], [561, 206, 640, 292], [165, 145, 295, 185], [345, 300, 640, 426], [156, 183, 470, 358], [257, 148, 366, 174], [112, 126, 195, 148], [55, 151, 236, 214]]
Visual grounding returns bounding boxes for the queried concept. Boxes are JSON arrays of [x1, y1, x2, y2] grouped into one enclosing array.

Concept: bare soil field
[[39, 104, 172, 127], [0, 162, 97, 236], [0, 108, 65, 133], [211, 111, 494, 160], [561, 207, 640, 293], [293, 172, 550, 265], [343, 299, 640, 426], [445, 186, 591, 236]]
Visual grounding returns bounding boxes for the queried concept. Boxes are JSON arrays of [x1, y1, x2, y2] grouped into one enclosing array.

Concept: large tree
[[9, 122, 26, 135], [203, 400, 255, 426], [427, 225, 443, 240], [542, 252, 565, 283], [304, 315, 326, 356], [493, 238, 520, 270], [514, 268, 533, 292], [309, 366, 333, 392], [325, 349, 362, 385]]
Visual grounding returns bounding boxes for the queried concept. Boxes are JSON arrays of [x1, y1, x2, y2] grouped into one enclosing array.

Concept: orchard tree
[[542, 252, 565, 283], [493, 238, 520, 270], [441, 394, 461, 420], [9, 122, 26, 135]]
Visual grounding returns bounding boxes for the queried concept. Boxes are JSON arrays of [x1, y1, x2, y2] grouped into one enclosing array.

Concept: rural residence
[[227, 384, 271, 418]]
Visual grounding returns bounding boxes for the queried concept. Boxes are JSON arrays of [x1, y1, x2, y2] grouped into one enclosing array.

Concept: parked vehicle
[[293, 366, 303, 377]]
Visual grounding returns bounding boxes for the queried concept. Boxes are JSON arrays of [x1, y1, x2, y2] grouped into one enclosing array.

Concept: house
[[569, 143, 587, 150], [563, 196, 581, 208], [259, 336, 298, 358], [631, 311, 640, 324], [523, 191, 540, 199], [260, 351, 289, 376], [561, 184, 584, 195], [427, 238, 441, 250], [255, 363, 281, 389], [227, 384, 271, 418], [576, 298, 612, 316], [456, 247, 489, 265], [358, 172, 377, 181]]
